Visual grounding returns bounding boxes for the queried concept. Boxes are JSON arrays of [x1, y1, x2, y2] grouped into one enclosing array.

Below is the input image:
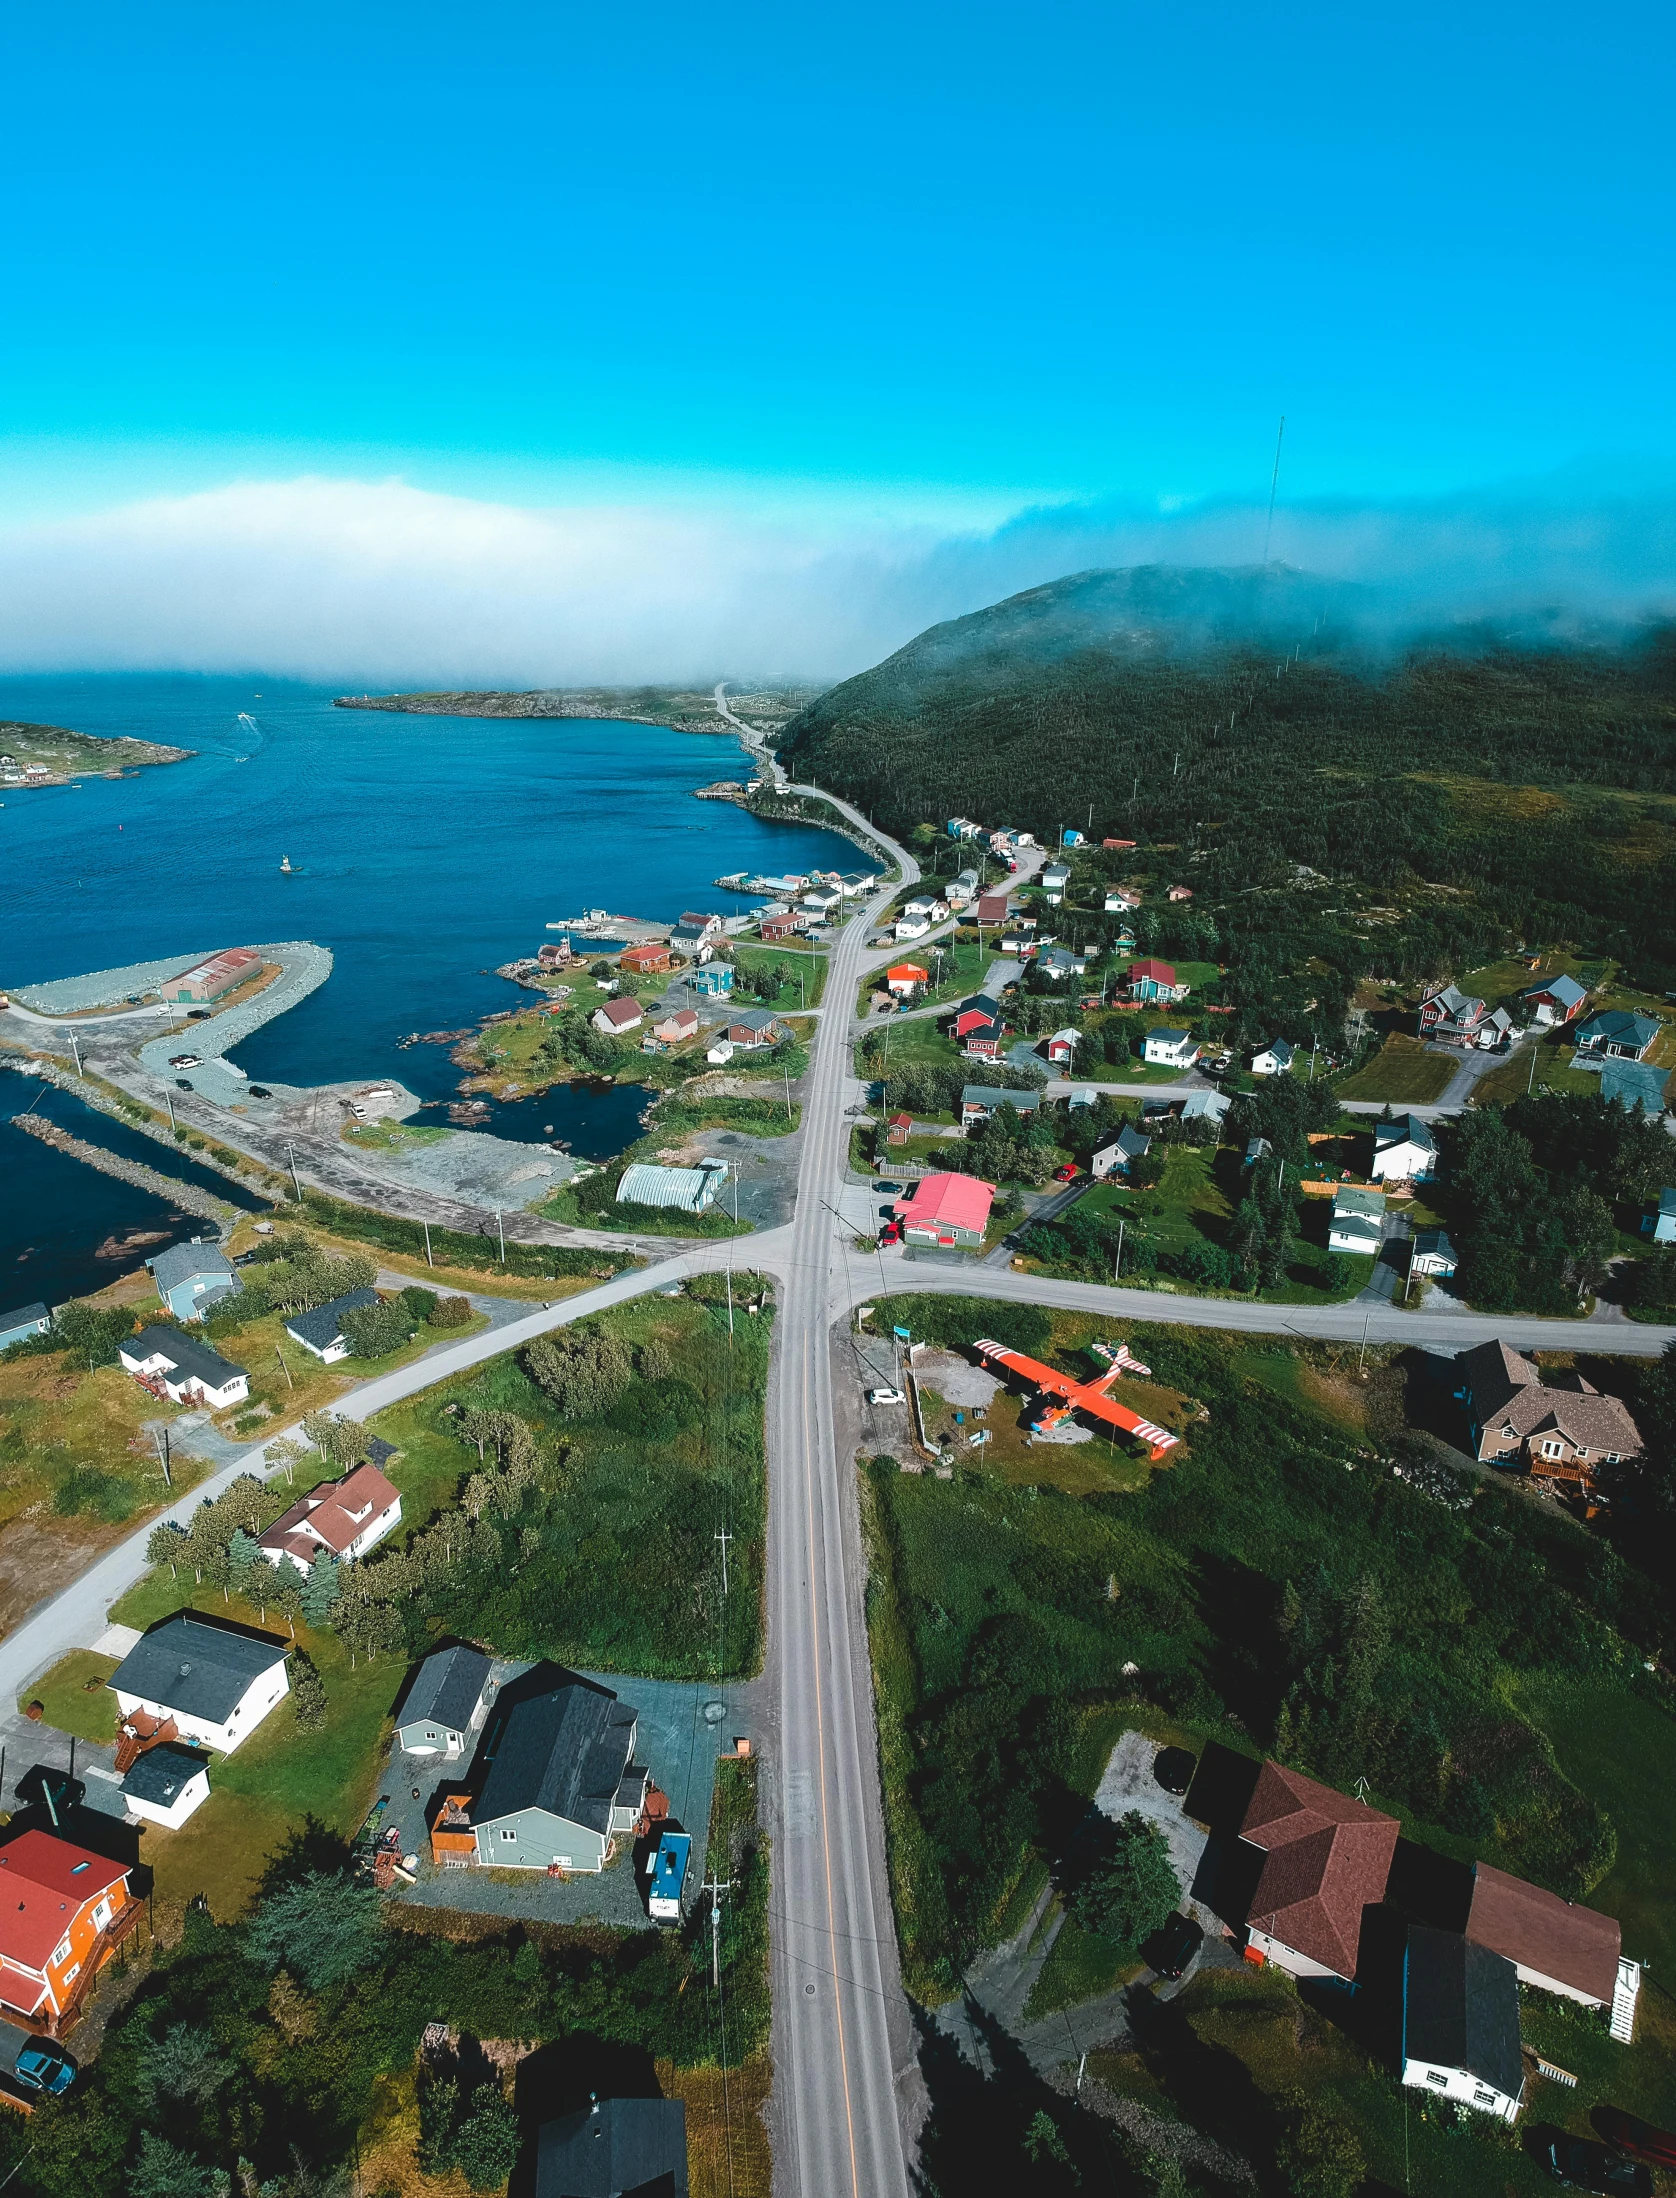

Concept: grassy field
[[19, 1649, 121, 1741], [238, 1217, 604, 1304], [342, 1117, 452, 1152], [644, 1090, 801, 1140], [729, 940, 827, 1010], [858, 1017, 962, 1073], [1021, 1908, 1141, 2019], [197, 1299, 491, 1440], [1334, 1033, 1457, 1102], [856, 938, 992, 1017]]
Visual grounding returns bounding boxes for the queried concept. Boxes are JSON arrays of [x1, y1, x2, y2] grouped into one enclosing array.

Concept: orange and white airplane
[[974, 1337, 1180, 1459]]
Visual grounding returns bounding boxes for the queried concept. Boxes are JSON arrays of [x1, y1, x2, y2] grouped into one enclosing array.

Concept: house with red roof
[[592, 996, 645, 1037], [1126, 957, 1189, 1004], [886, 963, 929, 997], [618, 943, 673, 976], [1465, 1862, 1634, 2027], [0, 1832, 135, 2032], [258, 1462, 403, 1575], [891, 1173, 995, 1248], [1239, 1761, 1400, 1983]]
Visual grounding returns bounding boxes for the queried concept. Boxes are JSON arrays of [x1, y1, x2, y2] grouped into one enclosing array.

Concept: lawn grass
[[644, 1092, 801, 1140], [195, 1301, 491, 1439], [245, 1219, 601, 1304], [729, 941, 827, 1011], [1334, 1033, 1457, 1103], [857, 1018, 962, 1074], [20, 1650, 121, 1742], [1022, 1911, 1140, 2019], [857, 939, 992, 1017], [342, 1118, 452, 1152], [1516, 1673, 1676, 1977]]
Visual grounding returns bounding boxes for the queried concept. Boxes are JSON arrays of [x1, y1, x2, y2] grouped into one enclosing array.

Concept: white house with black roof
[[457, 1669, 648, 1873], [394, 1645, 495, 1759], [118, 1326, 249, 1410], [284, 1287, 381, 1363], [108, 1614, 290, 1755], [121, 1741, 211, 1829], [1401, 1926, 1525, 2123]]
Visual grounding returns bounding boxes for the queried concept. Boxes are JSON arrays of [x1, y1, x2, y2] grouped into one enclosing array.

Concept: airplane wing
[[973, 1340, 1076, 1398], [1076, 1390, 1181, 1458]]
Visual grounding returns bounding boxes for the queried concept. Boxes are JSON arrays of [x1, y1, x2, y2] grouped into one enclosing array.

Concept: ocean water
[[0, 675, 849, 1296]]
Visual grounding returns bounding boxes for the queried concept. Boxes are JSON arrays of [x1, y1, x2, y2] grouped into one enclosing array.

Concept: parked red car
[[1052, 1164, 1080, 1183], [1594, 2112, 1676, 2172]]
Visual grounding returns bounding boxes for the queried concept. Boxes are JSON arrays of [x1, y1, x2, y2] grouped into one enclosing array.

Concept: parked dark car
[[1542, 2137, 1653, 2194], [13, 2043, 75, 2094], [248, 1085, 272, 1099], [1594, 2114, 1676, 2173], [874, 1181, 903, 1194], [176, 1078, 193, 1090], [1146, 1911, 1204, 1981], [186, 1008, 210, 1019]]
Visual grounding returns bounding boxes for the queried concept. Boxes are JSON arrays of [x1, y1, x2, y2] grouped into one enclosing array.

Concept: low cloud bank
[[0, 470, 1672, 686]]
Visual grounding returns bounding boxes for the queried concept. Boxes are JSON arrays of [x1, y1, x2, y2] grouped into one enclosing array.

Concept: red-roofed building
[[592, 996, 645, 1035], [258, 1462, 402, 1576], [1465, 1862, 1626, 2014], [892, 1172, 995, 1248], [0, 1832, 135, 2032], [1127, 958, 1188, 1004], [162, 947, 263, 1004], [885, 1112, 914, 1147], [886, 963, 929, 997], [1239, 1762, 1399, 1983], [619, 943, 673, 975], [975, 893, 1009, 924]]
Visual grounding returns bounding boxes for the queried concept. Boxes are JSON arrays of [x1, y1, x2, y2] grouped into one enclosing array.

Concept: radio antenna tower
[[1262, 415, 1287, 565]]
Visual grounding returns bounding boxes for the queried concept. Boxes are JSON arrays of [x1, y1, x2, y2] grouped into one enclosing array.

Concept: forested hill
[[778, 564, 1676, 984]]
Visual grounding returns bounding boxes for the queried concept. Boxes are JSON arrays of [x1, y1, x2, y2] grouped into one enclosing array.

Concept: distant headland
[[0, 719, 191, 790]]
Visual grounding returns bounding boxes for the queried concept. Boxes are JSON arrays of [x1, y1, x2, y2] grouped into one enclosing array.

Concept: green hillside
[[778, 566, 1676, 988]]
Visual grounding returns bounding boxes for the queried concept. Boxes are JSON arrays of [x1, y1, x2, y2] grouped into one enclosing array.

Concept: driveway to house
[[1426, 1040, 1508, 1110]]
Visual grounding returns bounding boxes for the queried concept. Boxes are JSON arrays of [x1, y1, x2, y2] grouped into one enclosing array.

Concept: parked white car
[[867, 1386, 906, 1406]]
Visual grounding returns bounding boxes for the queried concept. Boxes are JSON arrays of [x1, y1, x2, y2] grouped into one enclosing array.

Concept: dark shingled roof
[[283, 1288, 380, 1353], [1404, 1926, 1524, 2103], [397, 1646, 493, 1738], [122, 1325, 247, 1391], [536, 2097, 689, 2198], [474, 1674, 637, 1839], [120, 1742, 210, 1809], [0, 1302, 50, 1334], [110, 1614, 288, 1725]]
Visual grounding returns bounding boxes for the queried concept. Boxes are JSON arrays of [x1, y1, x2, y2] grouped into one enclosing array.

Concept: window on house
[[61, 1963, 80, 1986], [1473, 2089, 1496, 2108], [1541, 1441, 1564, 1458], [51, 1938, 71, 1967], [92, 1901, 111, 1930], [1606, 1452, 1621, 1464], [500, 1828, 517, 1842], [1425, 2071, 1446, 2088]]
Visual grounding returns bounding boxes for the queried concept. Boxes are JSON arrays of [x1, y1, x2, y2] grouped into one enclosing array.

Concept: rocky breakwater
[[12, 1114, 239, 1232]]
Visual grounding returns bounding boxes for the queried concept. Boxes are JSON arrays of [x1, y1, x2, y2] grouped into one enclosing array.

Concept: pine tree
[[226, 1528, 261, 1599], [300, 1549, 341, 1628], [289, 1650, 327, 1732]]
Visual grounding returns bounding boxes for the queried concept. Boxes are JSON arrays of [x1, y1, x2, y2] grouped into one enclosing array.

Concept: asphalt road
[[763, 813, 918, 2197]]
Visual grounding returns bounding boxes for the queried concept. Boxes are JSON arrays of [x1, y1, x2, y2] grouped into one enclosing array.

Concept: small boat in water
[[279, 856, 294, 873]]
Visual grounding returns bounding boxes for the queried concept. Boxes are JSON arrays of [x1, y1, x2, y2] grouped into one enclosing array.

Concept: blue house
[[149, 1239, 241, 1322], [689, 964, 734, 998], [1644, 1188, 1676, 1246], [0, 1302, 51, 1352], [1574, 1008, 1660, 1062]]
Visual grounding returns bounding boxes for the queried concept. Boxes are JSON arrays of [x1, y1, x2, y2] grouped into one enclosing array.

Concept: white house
[[894, 915, 931, 942], [121, 1742, 211, 1829], [258, 1462, 403, 1573], [801, 887, 842, 917], [118, 1327, 249, 1411], [394, 1645, 495, 1758], [1040, 862, 1072, 905], [1643, 1188, 1676, 1245], [1142, 1028, 1199, 1069], [1401, 1928, 1524, 2124], [1372, 1114, 1439, 1182], [1408, 1229, 1459, 1278], [110, 1614, 290, 1755], [592, 996, 644, 1037], [1250, 1040, 1295, 1077], [1329, 1186, 1386, 1255], [283, 1286, 380, 1364], [705, 1037, 736, 1065]]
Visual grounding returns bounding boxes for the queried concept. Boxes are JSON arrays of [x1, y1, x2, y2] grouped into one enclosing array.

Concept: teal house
[[690, 964, 734, 997], [149, 1239, 242, 1322], [0, 1303, 51, 1351]]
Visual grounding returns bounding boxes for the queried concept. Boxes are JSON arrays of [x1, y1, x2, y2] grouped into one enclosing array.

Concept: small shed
[[395, 1645, 495, 1758], [121, 1742, 211, 1829]]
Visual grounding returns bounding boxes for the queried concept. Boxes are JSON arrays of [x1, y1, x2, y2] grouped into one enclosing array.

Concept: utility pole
[[165, 1090, 176, 1133], [496, 1209, 506, 1264], [1263, 414, 1287, 564], [152, 1424, 172, 1489], [1358, 1309, 1372, 1375], [703, 1872, 735, 1989], [284, 1142, 303, 1206], [1114, 1218, 1125, 1282], [783, 1067, 792, 1120], [423, 1220, 434, 1268], [275, 1346, 294, 1392], [714, 1525, 732, 1596], [69, 1030, 82, 1078], [1527, 1042, 1539, 1096]]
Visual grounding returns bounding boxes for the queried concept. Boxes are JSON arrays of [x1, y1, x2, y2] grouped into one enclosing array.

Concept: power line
[[1262, 414, 1287, 565]]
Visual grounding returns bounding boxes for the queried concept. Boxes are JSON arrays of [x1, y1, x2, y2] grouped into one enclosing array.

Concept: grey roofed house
[[1403, 1926, 1524, 2109], [395, 1645, 494, 1753], [962, 1083, 1043, 1117], [536, 2096, 689, 2198], [1179, 1089, 1230, 1126], [122, 1324, 248, 1395], [0, 1302, 51, 1349], [149, 1238, 241, 1317], [110, 1614, 288, 1726], [473, 1670, 641, 1842], [120, 1740, 210, 1811], [1523, 972, 1587, 1015], [1575, 1007, 1660, 1058], [1376, 1112, 1437, 1159], [283, 1287, 380, 1355]]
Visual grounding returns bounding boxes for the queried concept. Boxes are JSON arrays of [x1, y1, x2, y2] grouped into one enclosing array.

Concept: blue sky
[[5, 0, 1672, 510]]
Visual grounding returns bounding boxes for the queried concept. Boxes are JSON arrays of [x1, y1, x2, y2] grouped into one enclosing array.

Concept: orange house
[[0, 1832, 135, 2032], [619, 943, 673, 975]]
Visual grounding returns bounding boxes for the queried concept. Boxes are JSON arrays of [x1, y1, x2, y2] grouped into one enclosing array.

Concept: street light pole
[[284, 1142, 302, 1206]]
